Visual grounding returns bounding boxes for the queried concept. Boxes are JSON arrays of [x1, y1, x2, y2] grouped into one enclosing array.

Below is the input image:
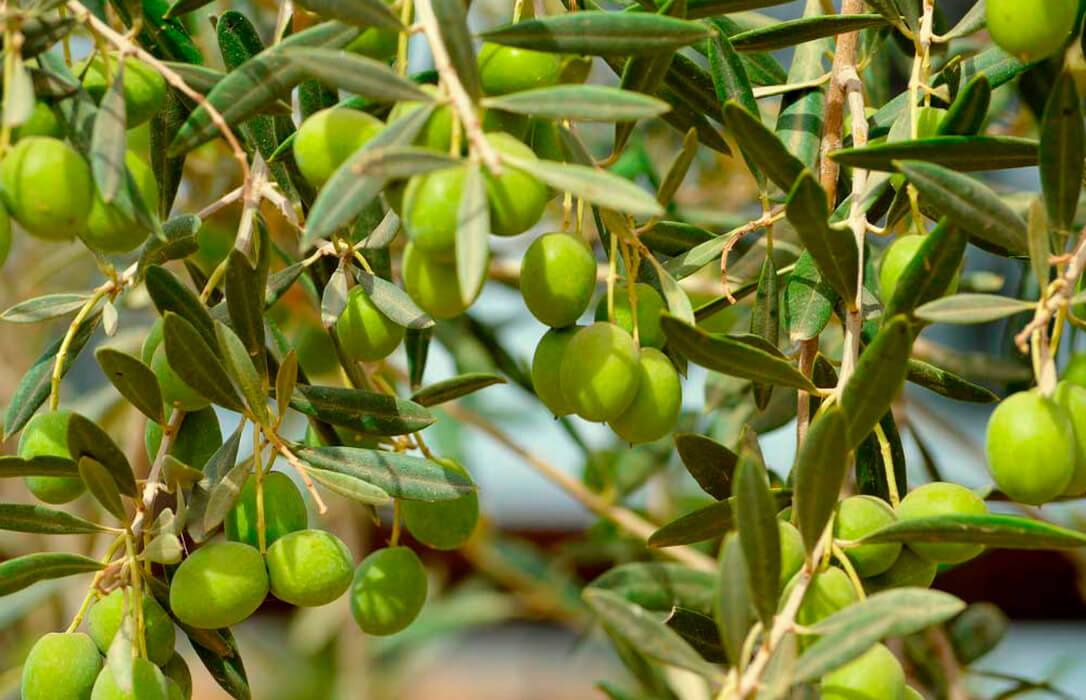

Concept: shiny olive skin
[[985, 390, 1075, 505], [336, 285, 404, 362], [224, 471, 308, 548], [477, 43, 562, 96], [76, 54, 166, 127], [21, 632, 102, 700], [19, 409, 85, 504], [897, 482, 988, 564], [169, 541, 269, 629], [820, 643, 907, 700], [1053, 381, 1086, 496], [402, 460, 479, 550], [863, 547, 939, 593], [1, 136, 94, 240], [401, 166, 464, 259], [531, 326, 579, 418], [594, 283, 667, 349], [90, 657, 168, 700], [81, 150, 159, 254], [559, 322, 641, 422], [520, 232, 596, 328], [266, 529, 354, 607], [608, 348, 682, 445], [86, 588, 176, 665], [402, 242, 480, 319], [293, 108, 383, 187], [834, 495, 902, 578], [987, 0, 1076, 62], [350, 546, 428, 636]]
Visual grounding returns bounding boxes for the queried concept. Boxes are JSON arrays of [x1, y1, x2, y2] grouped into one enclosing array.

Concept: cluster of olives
[[984, 357, 1086, 505], [0, 54, 165, 264]]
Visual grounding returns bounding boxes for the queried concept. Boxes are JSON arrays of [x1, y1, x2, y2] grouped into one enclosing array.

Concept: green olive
[[350, 546, 428, 636], [336, 285, 404, 362], [820, 643, 906, 700], [76, 54, 166, 127], [531, 326, 579, 418], [145, 406, 222, 472], [387, 85, 454, 153], [897, 482, 988, 564], [402, 459, 479, 550], [791, 567, 859, 628], [1063, 352, 1086, 389], [19, 409, 85, 504], [608, 347, 682, 444], [559, 322, 641, 422], [402, 242, 480, 319], [481, 108, 530, 142], [401, 166, 464, 259], [834, 495, 902, 578], [594, 282, 667, 349], [81, 150, 159, 254], [1, 136, 94, 240], [151, 344, 211, 413], [346, 2, 399, 62], [266, 529, 354, 607], [477, 43, 561, 96], [169, 541, 269, 629], [987, 0, 1075, 62], [527, 117, 565, 162], [778, 520, 805, 592], [21, 632, 102, 700], [224, 471, 308, 549], [86, 588, 176, 666], [160, 653, 192, 700], [13, 101, 62, 141], [90, 657, 169, 700], [879, 235, 958, 305], [485, 132, 550, 237], [1053, 381, 1086, 496], [863, 547, 938, 593], [520, 232, 596, 328], [985, 390, 1075, 505], [293, 108, 384, 188]]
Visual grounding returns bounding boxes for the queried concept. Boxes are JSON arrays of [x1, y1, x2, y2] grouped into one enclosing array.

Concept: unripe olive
[[14, 101, 62, 141], [897, 482, 988, 564], [1053, 381, 1086, 496], [266, 529, 354, 607], [985, 390, 1075, 505], [527, 117, 564, 162], [350, 546, 428, 636], [594, 282, 667, 349], [21, 632, 102, 700], [81, 151, 159, 254], [987, 0, 1075, 62], [791, 567, 859, 629], [402, 460, 479, 550], [387, 85, 454, 152], [19, 409, 85, 504], [820, 643, 906, 700], [224, 471, 308, 549], [346, 2, 398, 62], [90, 657, 168, 700], [336, 285, 404, 362], [293, 108, 384, 188], [86, 588, 176, 666], [481, 108, 530, 142], [559, 322, 641, 422], [879, 235, 959, 305], [608, 348, 682, 444], [1063, 353, 1086, 389], [1, 136, 94, 240], [402, 242, 479, 319], [863, 548, 938, 593], [169, 541, 269, 629], [778, 520, 805, 592], [151, 345, 211, 412], [834, 495, 902, 578], [485, 132, 550, 237], [146, 406, 222, 471], [402, 166, 464, 259], [477, 43, 561, 96], [160, 653, 192, 700], [531, 326, 578, 418], [76, 54, 166, 127], [520, 232, 596, 328]]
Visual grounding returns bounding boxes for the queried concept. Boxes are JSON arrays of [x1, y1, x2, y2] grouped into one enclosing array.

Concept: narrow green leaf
[[884, 219, 968, 320], [859, 513, 1086, 549], [786, 172, 859, 308], [650, 258, 695, 324], [674, 433, 737, 500], [67, 413, 137, 497], [295, 446, 476, 502], [78, 457, 126, 521], [840, 316, 912, 448], [730, 14, 886, 53], [734, 456, 780, 626], [90, 59, 127, 202], [214, 321, 268, 422], [1040, 71, 1084, 231], [284, 48, 430, 102], [715, 533, 752, 666], [709, 33, 762, 186], [663, 226, 743, 280], [202, 459, 252, 537], [649, 491, 792, 547], [139, 214, 201, 274], [915, 293, 1035, 324], [907, 359, 999, 404], [292, 0, 403, 29], [750, 253, 779, 409], [501, 153, 663, 218], [290, 384, 434, 436], [0, 504, 108, 535], [591, 562, 715, 613], [355, 269, 434, 330], [832, 136, 1038, 172], [793, 407, 849, 555], [1028, 198, 1051, 292], [666, 608, 725, 663], [224, 249, 267, 379], [162, 312, 245, 413], [307, 468, 391, 505], [187, 626, 251, 700], [457, 163, 490, 308], [938, 73, 991, 136], [480, 12, 712, 55], [95, 348, 165, 424], [410, 373, 506, 407], [583, 589, 723, 680], [721, 101, 805, 193], [483, 85, 669, 122], [146, 265, 218, 351], [0, 455, 78, 478], [159, 62, 223, 94], [275, 349, 298, 422], [773, 0, 829, 172], [661, 314, 817, 391], [0, 552, 104, 596], [2, 55, 34, 129], [1, 293, 93, 323], [656, 129, 698, 209], [785, 251, 837, 342], [428, 0, 480, 100]]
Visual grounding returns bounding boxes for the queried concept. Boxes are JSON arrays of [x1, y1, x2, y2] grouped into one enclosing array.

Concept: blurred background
[[3, 0, 1086, 698]]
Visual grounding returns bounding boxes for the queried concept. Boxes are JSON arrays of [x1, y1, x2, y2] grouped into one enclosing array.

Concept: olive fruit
[[1065, 353, 1086, 389], [608, 348, 682, 444], [792, 567, 859, 628], [897, 482, 988, 564], [402, 242, 480, 319], [1053, 381, 1086, 496], [21, 632, 102, 700], [820, 643, 906, 700], [987, 0, 1075, 62], [594, 283, 667, 349], [778, 520, 805, 592], [531, 326, 578, 417], [834, 495, 902, 578], [485, 132, 550, 237], [520, 232, 596, 328], [169, 541, 269, 629], [1, 136, 94, 240], [336, 285, 404, 362], [401, 166, 464, 259], [81, 150, 159, 254], [13, 101, 62, 141], [402, 460, 479, 550], [76, 54, 166, 127], [151, 345, 211, 412], [224, 471, 308, 548], [86, 588, 176, 665], [161, 653, 192, 700], [90, 657, 169, 700], [19, 409, 85, 504], [527, 117, 564, 162], [266, 529, 354, 607], [478, 43, 561, 96], [481, 107, 530, 142], [293, 108, 384, 188], [879, 235, 958, 305], [387, 85, 454, 153], [864, 548, 938, 593], [985, 390, 1075, 505], [346, 1, 398, 62], [350, 546, 428, 636], [146, 406, 222, 472], [559, 322, 641, 422]]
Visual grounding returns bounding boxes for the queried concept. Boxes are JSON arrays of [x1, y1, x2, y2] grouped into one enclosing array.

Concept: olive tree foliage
[[1, 0, 1086, 697]]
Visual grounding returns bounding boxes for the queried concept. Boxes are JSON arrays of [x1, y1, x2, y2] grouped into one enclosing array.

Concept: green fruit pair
[[1, 136, 94, 241], [520, 232, 596, 328], [350, 546, 427, 635], [86, 588, 176, 665], [169, 541, 269, 629], [834, 495, 901, 578], [76, 54, 167, 127], [559, 322, 641, 422], [594, 283, 667, 349], [293, 107, 384, 188], [335, 285, 404, 362], [986, 389, 1077, 505], [608, 347, 682, 445], [224, 471, 308, 548], [80, 150, 159, 254], [19, 409, 85, 504]]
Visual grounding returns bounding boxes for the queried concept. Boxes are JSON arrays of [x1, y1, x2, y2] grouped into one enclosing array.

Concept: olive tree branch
[[1015, 225, 1086, 353]]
